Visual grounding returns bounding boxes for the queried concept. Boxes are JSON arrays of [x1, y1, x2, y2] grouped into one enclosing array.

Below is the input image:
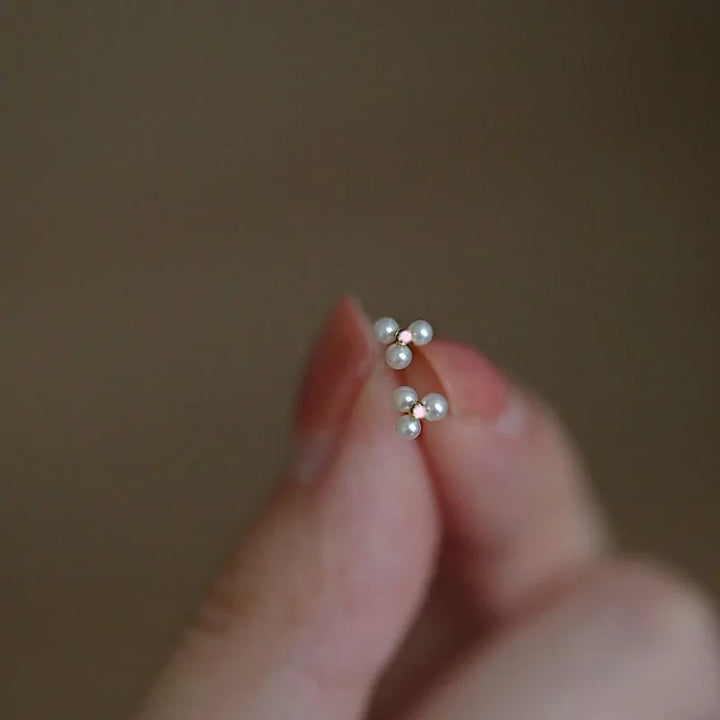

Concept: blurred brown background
[[2, 2, 719, 718]]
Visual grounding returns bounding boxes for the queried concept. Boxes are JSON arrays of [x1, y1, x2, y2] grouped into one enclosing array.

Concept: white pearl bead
[[386, 343, 413, 370], [393, 386, 418, 412], [396, 415, 422, 440], [374, 317, 400, 345], [409, 319, 433, 346], [422, 393, 449, 421]]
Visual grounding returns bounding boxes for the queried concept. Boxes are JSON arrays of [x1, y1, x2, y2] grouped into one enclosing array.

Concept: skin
[[136, 297, 720, 719]]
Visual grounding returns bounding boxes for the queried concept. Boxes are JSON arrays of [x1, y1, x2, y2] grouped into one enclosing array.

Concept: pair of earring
[[374, 317, 449, 440]]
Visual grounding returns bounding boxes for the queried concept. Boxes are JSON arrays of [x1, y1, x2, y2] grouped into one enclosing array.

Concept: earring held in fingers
[[374, 317, 434, 370], [393, 386, 448, 440]]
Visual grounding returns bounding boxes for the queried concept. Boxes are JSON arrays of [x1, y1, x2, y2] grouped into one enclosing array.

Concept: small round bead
[[393, 386, 418, 412], [409, 319, 433, 346], [396, 415, 422, 440], [386, 343, 413, 370], [397, 329, 413, 345], [422, 393, 449, 421], [374, 317, 400, 345], [411, 402, 426, 419]]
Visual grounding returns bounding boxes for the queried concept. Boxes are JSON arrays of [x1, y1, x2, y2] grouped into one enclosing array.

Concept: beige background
[[2, 3, 719, 718]]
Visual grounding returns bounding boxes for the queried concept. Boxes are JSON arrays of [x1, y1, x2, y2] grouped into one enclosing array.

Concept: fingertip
[[417, 340, 512, 422], [405, 337, 608, 617]]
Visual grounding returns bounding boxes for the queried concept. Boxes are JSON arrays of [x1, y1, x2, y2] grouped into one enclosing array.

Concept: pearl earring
[[393, 386, 449, 440], [374, 317, 434, 370]]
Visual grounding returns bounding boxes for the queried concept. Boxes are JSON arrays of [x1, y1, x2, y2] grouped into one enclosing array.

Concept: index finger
[[404, 340, 609, 620]]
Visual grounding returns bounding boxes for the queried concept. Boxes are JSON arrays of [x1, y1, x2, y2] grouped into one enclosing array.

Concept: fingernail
[[410, 340, 526, 435], [493, 388, 528, 437], [289, 295, 377, 483]]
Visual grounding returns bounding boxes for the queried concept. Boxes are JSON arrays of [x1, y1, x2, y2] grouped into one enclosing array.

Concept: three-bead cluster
[[394, 386, 449, 440], [373, 317, 434, 370], [374, 316, 449, 440]]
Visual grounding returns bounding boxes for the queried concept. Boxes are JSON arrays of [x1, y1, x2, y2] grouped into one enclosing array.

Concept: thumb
[[136, 298, 440, 720]]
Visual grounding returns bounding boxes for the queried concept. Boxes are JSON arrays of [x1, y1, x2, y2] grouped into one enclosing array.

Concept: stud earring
[[393, 386, 449, 440], [374, 317, 434, 370]]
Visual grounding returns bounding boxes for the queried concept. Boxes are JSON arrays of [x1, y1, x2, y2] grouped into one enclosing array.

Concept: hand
[[136, 298, 719, 719]]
